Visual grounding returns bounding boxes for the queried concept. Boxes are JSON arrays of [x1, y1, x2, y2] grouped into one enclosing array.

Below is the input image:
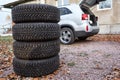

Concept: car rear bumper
[[75, 29, 99, 37]]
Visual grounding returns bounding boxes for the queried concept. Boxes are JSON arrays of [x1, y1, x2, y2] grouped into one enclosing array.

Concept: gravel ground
[[56, 40, 120, 80], [0, 40, 120, 80]]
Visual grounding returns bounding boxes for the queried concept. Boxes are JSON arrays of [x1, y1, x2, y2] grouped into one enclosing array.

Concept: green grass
[[79, 52, 88, 57], [0, 36, 13, 44], [92, 50, 99, 52], [67, 62, 75, 67], [103, 54, 111, 58]]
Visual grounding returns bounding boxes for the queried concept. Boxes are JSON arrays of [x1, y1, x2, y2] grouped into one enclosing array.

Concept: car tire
[[12, 23, 60, 41], [12, 4, 60, 23], [78, 37, 87, 40], [13, 40, 60, 60], [13, 55, 60, 77], [60, 28, 75, 44]]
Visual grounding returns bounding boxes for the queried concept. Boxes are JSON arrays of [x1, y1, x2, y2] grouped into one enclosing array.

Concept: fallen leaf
[[0, 78, 7, 80], [33, 78, 39, 80]]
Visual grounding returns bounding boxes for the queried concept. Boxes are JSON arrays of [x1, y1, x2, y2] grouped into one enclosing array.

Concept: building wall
[[114, 0, 120, 24], [69, 0, 79, 4], [46, 0, 56, 6], [25, 0, 120, 34], [91, 0, 120, 34], [26, 0, 79, 6], [92, 0, 120, 25]]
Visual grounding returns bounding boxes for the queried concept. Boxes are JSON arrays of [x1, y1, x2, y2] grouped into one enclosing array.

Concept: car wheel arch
[[60, 25, 75, 34], [60, 25, 76, 44]]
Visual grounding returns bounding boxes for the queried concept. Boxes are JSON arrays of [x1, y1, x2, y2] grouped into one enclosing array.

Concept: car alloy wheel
[[60, 28, 75, 44]]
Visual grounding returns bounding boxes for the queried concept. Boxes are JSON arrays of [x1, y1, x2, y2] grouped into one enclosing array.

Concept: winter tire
[[12, 4, 60, 23], [13, 40, 60, 60], [13, 55, 60, 77], [12, 23, 60, 41]]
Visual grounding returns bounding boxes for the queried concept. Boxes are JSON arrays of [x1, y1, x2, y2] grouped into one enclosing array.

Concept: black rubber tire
[[12, 4, 60, 23], [13, 40, 60, 60], [60, 28, 75, 45], [13, 55, 60, 77], [12, 23, 60, 41], [78, 37, 87, 40]]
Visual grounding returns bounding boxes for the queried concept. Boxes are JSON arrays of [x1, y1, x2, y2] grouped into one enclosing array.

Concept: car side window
[[59, 7, 72, 15]]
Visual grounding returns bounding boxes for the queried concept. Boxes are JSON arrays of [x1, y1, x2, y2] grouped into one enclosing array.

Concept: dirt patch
[[0, 40, 120, 80], [88, 34, 120, 42]]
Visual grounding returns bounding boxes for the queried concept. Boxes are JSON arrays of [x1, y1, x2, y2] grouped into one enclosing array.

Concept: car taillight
[[82, 14, 88, 20], [86, 25, 88, 32]]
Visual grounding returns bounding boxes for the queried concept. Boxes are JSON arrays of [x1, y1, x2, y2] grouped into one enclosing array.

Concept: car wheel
[[78, 37, 87, 40], [13, 55, 60, 77], [60, 28, 75, 44]]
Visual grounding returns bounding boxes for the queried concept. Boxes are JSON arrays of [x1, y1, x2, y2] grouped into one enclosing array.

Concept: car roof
[[58, 4, 82, 14], [58, 4, 78, 8]]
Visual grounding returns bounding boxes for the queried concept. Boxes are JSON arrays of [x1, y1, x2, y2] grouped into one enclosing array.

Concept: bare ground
[[58, 40, 120, 80], [0, 40, 120, 80]]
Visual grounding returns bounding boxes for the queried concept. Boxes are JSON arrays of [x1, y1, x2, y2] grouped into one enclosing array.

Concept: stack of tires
[[12, 4, 60, 77]]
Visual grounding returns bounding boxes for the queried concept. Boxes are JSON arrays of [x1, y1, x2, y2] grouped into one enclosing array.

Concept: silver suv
[[58, 0, 105, 44]]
